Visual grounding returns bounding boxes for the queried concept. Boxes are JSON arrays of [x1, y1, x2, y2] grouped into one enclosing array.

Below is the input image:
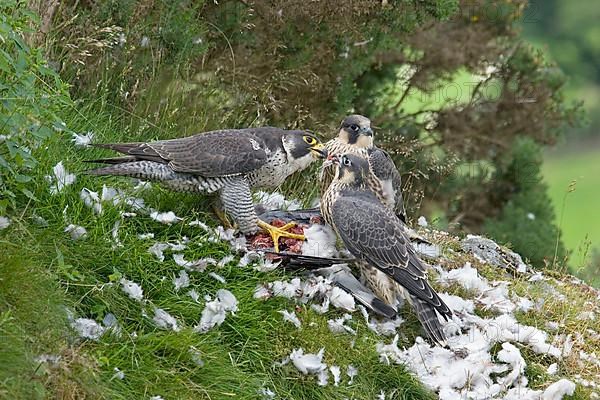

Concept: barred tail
[[85, 161, 159, 178], [411, 297, 447, 347]]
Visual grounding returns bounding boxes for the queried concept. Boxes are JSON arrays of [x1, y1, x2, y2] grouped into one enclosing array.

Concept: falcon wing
[[331, 191, 450, 318], [93, 129, 270, 177], [368, 147, 406, 221]]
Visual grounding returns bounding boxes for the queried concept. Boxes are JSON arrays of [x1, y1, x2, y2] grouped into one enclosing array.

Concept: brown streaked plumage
[[320, 114, 406, 221]]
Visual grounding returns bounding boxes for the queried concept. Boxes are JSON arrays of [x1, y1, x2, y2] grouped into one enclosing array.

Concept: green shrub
[[484, 138, 566, 267], [0, 1, 71, 213]]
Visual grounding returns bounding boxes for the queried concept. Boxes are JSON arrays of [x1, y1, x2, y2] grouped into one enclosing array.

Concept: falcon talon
[[257, 219, 305, 253]]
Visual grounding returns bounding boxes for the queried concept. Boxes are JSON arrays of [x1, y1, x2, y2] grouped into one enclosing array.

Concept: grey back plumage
[[330, 188, 451, 320], [92, 128, 282, 177], [367, 148, 406, 221]]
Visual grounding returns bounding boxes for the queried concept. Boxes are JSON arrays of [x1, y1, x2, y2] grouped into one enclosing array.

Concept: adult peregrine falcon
[[321, 114, 406, 221], [86, 127, 325, 251], [321, 153, 452, 346]]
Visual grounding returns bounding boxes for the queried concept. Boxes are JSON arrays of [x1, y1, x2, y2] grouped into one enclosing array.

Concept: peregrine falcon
[[321, 153, 452, 346], [321, 114, 406, 221], [86, 127, 326, 251]]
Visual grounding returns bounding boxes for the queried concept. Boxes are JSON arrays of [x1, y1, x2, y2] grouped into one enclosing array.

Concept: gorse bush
[[0, 1, 71, 213]]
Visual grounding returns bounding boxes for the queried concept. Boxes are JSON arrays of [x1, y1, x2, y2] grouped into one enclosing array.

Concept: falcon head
[[330, 153, 370, 187], [281, 131, 326, 169], [338, 114, 373, 148]]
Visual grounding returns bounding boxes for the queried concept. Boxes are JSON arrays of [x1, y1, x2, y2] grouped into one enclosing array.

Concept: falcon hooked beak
[[310, 143, 328, 159]]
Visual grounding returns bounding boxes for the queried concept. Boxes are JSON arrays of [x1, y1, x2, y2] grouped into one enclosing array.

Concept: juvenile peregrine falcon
[[321, 114, 406, 221], [321, 153, 452, 346], [86, 127, 325, 250]]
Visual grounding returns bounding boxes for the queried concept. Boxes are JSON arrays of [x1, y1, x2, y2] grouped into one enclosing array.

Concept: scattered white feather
[[377, 390, 386, 400], [327, 314, 356, 335], [330, 365, 341, 386], [217, 254, 235, 268], [137, 233, 154, 240], [120, 278, 143, 301], [417, 216, 428, 227], [529, 272, 545, 282], [258, 386, 275, 399], [279, 310, 301, 329], [195, 289, 238, 333], [0, 216, 10, 229], [208, 272, 226, 283], [173, 253, 217, 271], [577, 311, 596, 321], [317, 368, 329, 386], [189, 347, 205, 367], [301, 224, 338, 258], [148, 243, 170, 262], [515, 296, 535, 312], [414, 243, 441, 258], [346, 365, 358, 384], [329, 286, 355, 311], [47, 162, 76, 194], [253, 257, 281, 272], [111, 367, 125, 380], [188, 219, 211, 230], [64, 224, 87, 240], [253, 285, 272, 300], [173, 270, 190, 291], [542, 379, 576, 400], [111, 219, 123, 248], [80, 188, 102, 214], [149, 396, 164, 400], [101, 185, 119, 203], [254, 191, 302, 211], [152, 308, 180, 331], [71, 318, 105, 340], [149, 210, 182, 224], [71, 131, 94, 147], [437, 262, 489, 293], [496, 342, 527, 388], [546, 363, 558, 375], [289, 348, 326, 375], [239, 251, 263, 267], [187, 289, 200, 302]]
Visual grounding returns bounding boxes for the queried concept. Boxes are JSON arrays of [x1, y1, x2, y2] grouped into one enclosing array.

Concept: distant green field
[[542, 147, 600, 265]]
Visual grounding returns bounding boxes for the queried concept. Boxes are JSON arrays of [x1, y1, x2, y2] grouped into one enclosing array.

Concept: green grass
[[542, 147, 600, 267], [0, 101, 436, 399]]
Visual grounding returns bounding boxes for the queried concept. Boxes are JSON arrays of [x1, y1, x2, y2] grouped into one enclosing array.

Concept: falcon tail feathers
[[91, 142, 144, 154], [83, 160, 162, 178], [84, 156, 137, 165], [412, 297, 448, 347], [269, 252, 351, 269]]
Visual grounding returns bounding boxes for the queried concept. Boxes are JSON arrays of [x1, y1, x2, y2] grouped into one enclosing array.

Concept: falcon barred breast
[[321, 153, 452, 346], [321, 114, 406, 221], [86, 127, 325, 250]]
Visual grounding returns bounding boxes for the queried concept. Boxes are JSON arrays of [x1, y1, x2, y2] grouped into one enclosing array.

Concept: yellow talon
[[212, 205, 234, 229], [257, 220, 305, 253]]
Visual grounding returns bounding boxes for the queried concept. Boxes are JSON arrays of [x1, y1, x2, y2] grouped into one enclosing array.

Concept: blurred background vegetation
[[521, 0, 600, 284], [1, 0, 596, 283]]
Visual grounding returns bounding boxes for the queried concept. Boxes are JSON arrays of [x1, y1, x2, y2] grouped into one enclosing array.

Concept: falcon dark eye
[[343, 157, 351, 166], [303, 136, 317, 145], [350, 124, 359, 132]]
